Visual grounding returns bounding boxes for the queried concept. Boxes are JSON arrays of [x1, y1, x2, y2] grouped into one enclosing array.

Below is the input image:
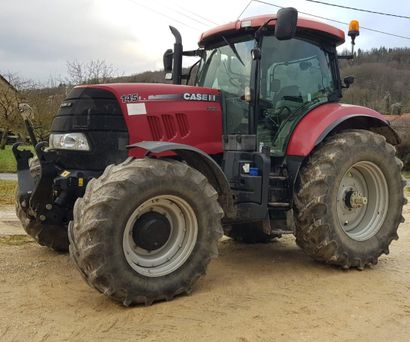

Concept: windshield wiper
[[221, 35, 245, 66]]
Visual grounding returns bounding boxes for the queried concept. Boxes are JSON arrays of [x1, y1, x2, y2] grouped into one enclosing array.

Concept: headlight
[[49, 133, 90, 151]]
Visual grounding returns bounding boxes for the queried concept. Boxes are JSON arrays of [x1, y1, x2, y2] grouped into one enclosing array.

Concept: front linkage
[[13, 137, 98, 251]]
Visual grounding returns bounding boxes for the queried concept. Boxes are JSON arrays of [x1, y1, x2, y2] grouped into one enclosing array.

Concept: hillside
[[340, 47, 410, 114]]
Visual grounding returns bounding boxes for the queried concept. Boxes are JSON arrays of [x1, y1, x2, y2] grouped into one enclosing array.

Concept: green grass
[[0, 180, 17, 205], [0, 235, 33, 246], [0, 146, 17, 173], [0, 145, 34, 173], [403, 171, 410, 179]]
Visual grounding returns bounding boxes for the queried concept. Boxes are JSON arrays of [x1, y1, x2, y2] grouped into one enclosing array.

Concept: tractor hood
[[72, 83, 224, 156]]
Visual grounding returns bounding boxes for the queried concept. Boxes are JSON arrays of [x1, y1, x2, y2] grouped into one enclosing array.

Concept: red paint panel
[[199, 15, 345, 46], [79, 83, 224, 158], [286, 103, 387, 157]]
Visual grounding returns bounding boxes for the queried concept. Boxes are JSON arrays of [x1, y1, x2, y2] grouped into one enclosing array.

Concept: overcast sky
[[0, 0, 409, 83]]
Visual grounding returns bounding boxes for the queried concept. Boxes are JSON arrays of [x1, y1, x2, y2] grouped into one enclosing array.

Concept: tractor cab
[[191, 9, 348, 157], [195, 25, 342, 155]]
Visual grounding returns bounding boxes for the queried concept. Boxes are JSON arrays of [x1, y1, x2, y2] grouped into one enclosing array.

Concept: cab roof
[[199, 14, 345, 47]]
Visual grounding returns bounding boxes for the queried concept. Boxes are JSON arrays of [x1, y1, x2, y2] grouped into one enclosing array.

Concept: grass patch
[[0, 145, 17, 173], [0, 180, 17, 205], [0, 145, 35, 173], [0, 235, 33, 246], [403, 171, 410, 179]]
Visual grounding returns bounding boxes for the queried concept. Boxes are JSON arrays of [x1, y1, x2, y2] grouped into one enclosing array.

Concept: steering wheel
[[228, 76, 242, 88]]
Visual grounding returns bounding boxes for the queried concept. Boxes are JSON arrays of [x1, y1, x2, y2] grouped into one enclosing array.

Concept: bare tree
[[66, 59, 116, 85], [0, 73, 24, 149], [23, 86, 66, 141]]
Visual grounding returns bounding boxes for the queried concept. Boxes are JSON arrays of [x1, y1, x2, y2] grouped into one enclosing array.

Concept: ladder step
[[269, 175, 288, 181], [268, 202, 291, 209]]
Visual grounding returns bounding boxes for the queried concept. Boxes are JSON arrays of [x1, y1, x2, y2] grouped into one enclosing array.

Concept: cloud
[[0, 0, 151, 81], [0, 0, 409, 83]]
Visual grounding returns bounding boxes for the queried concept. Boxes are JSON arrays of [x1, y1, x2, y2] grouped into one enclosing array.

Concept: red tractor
[[13, 8, 406, 305]]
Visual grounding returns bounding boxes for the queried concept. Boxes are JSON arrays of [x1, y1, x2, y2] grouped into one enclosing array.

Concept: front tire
[[294, 130, 406, 269], [69, 158, 224, 306]]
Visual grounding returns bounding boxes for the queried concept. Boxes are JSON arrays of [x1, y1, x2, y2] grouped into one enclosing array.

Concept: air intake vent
[[161, 115, 177, 139], [175, 113, 190, 137], [147, 116, 163, 140]]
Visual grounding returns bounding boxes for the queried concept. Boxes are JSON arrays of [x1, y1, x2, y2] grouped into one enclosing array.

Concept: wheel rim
[[337, 161, 388, 241], [123, 195, 198, 277]]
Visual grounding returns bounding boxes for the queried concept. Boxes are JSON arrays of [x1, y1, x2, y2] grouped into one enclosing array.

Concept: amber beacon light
[[348, 20, 360, 55], [348, 20, 360, 40]]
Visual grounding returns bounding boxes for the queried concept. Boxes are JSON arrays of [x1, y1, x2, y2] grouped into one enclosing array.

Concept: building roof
[[0, 74, 18, 93]]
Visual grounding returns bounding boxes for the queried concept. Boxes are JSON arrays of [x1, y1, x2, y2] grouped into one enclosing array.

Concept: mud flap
[[12, 142, 59, 221], [12, 143, 35, 210]]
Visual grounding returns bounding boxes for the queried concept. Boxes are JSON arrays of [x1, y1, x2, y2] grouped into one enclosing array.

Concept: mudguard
[[287, 103, 400, 157], [128, 141, 235, 218]]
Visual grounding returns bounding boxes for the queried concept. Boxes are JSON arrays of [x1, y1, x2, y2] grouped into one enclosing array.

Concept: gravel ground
[[0, 197, 409, 342]]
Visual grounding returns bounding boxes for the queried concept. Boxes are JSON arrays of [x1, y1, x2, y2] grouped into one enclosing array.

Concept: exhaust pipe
[[169, 26, 183, 85]]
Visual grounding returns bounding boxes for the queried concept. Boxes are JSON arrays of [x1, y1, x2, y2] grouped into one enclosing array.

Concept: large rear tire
[[69, 158, 224, 306], [294, 130, 406, 269], [15, 157, 69, 252]]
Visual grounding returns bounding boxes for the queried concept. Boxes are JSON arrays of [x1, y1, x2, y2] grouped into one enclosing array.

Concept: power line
[[306, 0, 410, 20], [238, 1, 253, 19], [173, 3, 220, 26], [251, 0, 410, 40], [124, 0, 203, 32], [156, 3, 212, 29]]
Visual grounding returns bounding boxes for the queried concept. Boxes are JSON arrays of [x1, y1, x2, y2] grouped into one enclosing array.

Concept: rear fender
[[287, 103, 400, 157], [128, 141, 235, 218]]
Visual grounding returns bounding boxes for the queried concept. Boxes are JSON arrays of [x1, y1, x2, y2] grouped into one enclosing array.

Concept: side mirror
[[163, 49, 173, 73], [275, 7, 298, 40], [343, 76, 355, 88]]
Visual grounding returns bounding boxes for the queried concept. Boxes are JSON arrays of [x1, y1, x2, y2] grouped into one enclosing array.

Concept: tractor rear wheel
[[15, 157, 69, 252], [69, 158, 224, 306], [294, 130, 406, 269]]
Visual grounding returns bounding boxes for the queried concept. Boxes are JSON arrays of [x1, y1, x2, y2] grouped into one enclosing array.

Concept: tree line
[[340, 47, 410, 115], [1, 47, 409, 150]]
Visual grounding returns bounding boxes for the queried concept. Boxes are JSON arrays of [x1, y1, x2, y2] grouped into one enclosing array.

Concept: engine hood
[[75, 83, 224, 156]]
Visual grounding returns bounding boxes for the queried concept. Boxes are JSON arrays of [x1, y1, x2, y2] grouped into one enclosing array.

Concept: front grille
[[51, 87, 129, 171]]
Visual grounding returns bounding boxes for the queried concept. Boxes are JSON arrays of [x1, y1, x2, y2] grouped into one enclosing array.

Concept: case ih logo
[[183, 93, 217, 102]]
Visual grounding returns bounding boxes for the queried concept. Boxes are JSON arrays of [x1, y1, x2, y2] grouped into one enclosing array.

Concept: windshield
[[196, 37, 254, 134], [258, 35, 336, 155]]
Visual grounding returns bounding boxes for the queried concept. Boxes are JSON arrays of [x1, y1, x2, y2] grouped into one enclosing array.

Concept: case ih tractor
[[13, 8, 406, 305]]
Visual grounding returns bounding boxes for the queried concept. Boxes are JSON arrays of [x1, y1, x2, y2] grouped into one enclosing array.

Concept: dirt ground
[[0, 197, 409, 342]]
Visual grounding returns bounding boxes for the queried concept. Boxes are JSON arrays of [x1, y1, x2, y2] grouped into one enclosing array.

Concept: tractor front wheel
[[69, 158, 224, 306], [294, 130, 406, 269]]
